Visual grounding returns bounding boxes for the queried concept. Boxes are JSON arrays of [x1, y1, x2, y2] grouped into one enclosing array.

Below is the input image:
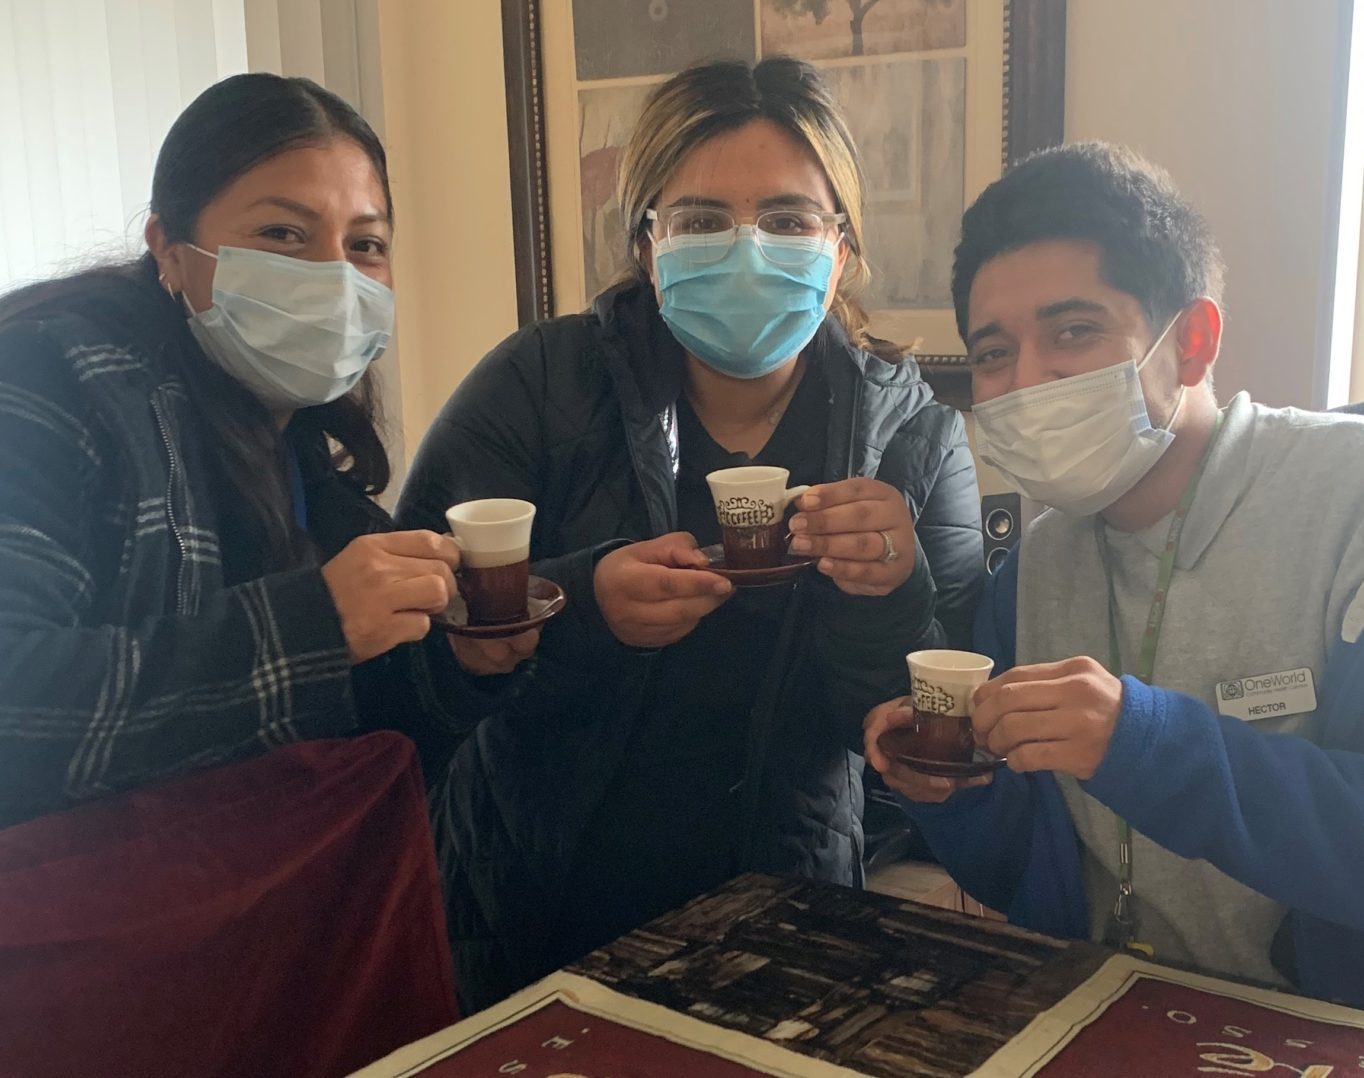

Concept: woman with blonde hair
[[399, 56, 984, 1010]]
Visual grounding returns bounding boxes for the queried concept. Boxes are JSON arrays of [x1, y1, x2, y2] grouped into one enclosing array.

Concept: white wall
[[369, 0, 1351, 474], [1066, 0, 1350, 409], [375, 0, 520, 463]]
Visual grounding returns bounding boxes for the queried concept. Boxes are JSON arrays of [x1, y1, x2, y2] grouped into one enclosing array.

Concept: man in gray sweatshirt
[[863, 143, 1364, 1001]]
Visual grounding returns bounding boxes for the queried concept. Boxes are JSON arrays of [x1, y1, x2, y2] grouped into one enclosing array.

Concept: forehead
[[659, 118, 835, 207], [967, 239, 1144, 330], [208, 140, 389, 218]]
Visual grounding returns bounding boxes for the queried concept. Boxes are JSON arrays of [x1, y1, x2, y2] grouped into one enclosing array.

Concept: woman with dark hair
[[398, 57, 984, 1009], [0, 73, 525, 830]]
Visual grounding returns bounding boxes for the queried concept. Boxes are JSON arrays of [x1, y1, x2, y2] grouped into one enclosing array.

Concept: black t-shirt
[[558, 363, 830, 956]]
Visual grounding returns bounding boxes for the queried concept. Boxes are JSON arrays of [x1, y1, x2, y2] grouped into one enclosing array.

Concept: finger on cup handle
[[793, 478, 886, 513], [381, 529, 462, 568]]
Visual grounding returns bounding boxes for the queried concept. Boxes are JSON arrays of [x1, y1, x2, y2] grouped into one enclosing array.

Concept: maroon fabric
[[0, 732, 458, 1078], [1037, 975, 1364, 1076], [410, 999, 779, 1076]]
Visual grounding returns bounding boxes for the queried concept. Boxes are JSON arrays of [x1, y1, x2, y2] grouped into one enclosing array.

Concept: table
[[355, 872, 1364, 1077], [568, 872, 1109, 1077]]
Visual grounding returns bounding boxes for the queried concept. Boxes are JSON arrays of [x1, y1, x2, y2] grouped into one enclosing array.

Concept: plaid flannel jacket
[[0, 312, 379, 828]]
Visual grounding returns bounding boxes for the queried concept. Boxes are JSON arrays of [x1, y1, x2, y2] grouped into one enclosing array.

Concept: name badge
[[1215, 667, 1318, 721]]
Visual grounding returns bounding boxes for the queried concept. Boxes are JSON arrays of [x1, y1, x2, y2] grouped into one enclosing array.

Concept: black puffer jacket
[[396, 282, 983, 1008]]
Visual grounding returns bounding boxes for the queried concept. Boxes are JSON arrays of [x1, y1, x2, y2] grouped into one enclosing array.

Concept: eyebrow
[[661, 196, 732, 210], [965, 298, 1112, 349], [245, 196, 390, 226], [965, 321, 1003, 350], [660, 193, 830, 212], [1037, 297, 1110, 320], [756, 193, 828, 212]]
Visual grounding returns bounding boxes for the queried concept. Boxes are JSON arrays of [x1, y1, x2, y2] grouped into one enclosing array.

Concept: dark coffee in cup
[[445, 498, 537, 626], [459, 557, 530, 624], [720, 522, 787, 571], [878, 709, 974, 763], [879, 650, 995, 764], [705, 467, 809, 571]]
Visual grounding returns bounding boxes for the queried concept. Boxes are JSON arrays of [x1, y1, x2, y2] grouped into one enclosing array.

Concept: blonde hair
[[617, 58, 886, 355]]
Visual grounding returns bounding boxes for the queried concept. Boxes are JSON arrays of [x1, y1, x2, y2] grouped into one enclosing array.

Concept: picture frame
[[501, 0, 1066, 409]]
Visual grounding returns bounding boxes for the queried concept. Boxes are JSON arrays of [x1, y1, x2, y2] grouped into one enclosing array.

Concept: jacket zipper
[[151, 396, 190, 614], [737, 364, 865, 863], [600, 335, 675, 533], [843, 375, 863, 480]]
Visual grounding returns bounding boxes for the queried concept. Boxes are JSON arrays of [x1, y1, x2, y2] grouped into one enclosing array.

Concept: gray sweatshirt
[[1015, 392, 1364, 986]]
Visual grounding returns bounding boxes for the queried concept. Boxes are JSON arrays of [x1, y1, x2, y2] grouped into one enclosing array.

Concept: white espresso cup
[[704, 466, 811, 570], [445, 498, 536, 624], [896, 649, 996, 762]]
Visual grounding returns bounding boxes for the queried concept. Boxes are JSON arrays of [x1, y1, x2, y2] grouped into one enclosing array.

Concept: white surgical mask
[[180, 244, 394, 409], [972, 313, 1185, 516]]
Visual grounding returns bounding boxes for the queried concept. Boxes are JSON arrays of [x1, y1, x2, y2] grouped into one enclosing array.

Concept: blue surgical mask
[[180, 245, 394, 409], [653, 230, 838, 379]]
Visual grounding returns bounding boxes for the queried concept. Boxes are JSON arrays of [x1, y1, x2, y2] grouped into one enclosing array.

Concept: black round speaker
[[981, 493, 1022, 575], [985, 507, 1015, 541]]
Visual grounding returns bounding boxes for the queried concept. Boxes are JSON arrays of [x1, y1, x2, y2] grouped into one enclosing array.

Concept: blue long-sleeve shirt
[[898, 548, 1364, 1006]]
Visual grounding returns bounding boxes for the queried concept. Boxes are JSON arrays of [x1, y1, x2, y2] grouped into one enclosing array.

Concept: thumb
[[648, 531, 711, 570]]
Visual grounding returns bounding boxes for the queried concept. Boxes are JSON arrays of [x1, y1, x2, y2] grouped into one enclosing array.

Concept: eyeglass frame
[[643, 204, 848, 267]]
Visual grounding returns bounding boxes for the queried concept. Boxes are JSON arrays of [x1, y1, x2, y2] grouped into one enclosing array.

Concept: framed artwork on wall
[[501, 0, 1066, 408]]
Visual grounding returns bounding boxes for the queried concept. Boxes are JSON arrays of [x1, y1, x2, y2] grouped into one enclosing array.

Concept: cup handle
[[783, 484, 810, 510]]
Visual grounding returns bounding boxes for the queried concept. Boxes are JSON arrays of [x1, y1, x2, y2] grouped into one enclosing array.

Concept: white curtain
[[0, 0, 377, 293], [1348, 207, 1364, 406], [1329, 0, 1364, 408]]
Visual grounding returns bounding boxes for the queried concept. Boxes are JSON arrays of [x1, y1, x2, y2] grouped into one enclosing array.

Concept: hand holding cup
[[322, 530, 461, 664], [449, 629, 541, 676], [594, 532, 733, 648], [864, 697, 994, 803], [787, 477, 918, 596], [867, 649, 996, 795]]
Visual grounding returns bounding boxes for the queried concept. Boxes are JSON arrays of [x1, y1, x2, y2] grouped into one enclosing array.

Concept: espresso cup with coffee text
[[881, 650, 995, 763], [445, 498, 536, 624], [705, 466, 810, 570]]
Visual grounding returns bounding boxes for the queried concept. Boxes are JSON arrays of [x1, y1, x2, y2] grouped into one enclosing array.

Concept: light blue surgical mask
[[972, 312, 1185, 515], [653, 230, 838, 379], [180, 245, 394, 409]]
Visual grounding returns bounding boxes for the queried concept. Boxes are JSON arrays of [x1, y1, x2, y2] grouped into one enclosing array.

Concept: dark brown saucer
[[691, 544, 816, 587], [889, 745, 1008, 778], [433, 575, 566, 639]]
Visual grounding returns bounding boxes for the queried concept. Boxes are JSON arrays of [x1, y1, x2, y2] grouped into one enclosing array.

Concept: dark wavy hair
[[0, 73, 393, 572], [951, 141, 1225, 341]]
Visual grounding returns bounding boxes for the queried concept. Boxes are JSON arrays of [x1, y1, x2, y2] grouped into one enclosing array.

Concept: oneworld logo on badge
[[1216, 666, 1317, 722], [1240, 670, 1309, 693]]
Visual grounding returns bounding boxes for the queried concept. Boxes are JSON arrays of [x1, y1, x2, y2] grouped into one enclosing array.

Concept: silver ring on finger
[[879, 530, 899, 563]]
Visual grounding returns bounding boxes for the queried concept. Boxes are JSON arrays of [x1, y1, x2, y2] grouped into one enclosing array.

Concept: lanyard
[[1095, 409, 1224, 954]]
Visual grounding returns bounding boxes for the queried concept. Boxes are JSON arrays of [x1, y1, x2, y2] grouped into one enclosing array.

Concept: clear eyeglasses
[[645, 205, 846, 268]]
